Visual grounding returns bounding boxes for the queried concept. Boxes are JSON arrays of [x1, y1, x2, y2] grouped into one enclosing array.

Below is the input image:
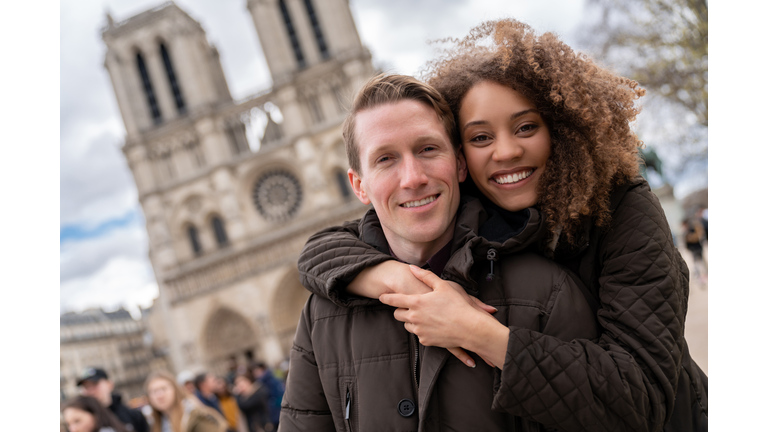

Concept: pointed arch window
[[136, 52, 162, 124], [160, 43, 186, 114], [212, 216, 228, 247], [279, 0, 306, 68], [187, 225, 202, 255], [307, 95, 324, 124], [302, 0, 329, 59]]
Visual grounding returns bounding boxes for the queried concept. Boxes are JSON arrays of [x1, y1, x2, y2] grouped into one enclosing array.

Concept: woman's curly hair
[[423, 19, 645, 246]]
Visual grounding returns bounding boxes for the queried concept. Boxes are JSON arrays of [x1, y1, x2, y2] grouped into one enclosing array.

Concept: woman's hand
[[350, 261, 497, 367], [380, 266, 510, 369]]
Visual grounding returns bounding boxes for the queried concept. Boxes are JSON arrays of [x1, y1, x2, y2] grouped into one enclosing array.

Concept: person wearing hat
[[77, 367, 150, 432], [176, 370, 197, 396]]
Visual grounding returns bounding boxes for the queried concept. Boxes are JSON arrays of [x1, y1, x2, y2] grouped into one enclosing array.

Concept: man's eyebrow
[[462, 109, 540, 132]]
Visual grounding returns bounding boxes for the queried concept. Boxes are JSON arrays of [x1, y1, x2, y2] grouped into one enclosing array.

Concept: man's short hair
[[194, 373, 208, 391], [342, 73, 458, 175]]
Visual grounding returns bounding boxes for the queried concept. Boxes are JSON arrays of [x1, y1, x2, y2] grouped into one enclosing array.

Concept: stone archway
[[203, 307, 259, 375], [270, 268, 311, 357]]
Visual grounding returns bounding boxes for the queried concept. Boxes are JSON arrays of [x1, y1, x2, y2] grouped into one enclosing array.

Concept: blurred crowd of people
[[61, 361, 286, 432]]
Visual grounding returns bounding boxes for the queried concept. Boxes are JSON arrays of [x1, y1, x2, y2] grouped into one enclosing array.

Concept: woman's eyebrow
[[462, 120, 487, 132], [510, 108, 538, 120]]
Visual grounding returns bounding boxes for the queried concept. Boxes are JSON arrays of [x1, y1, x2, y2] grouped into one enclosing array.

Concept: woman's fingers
[[380, 292, 417, 309], [471, 296, 498, 314], [405, 322, 477, 369], [408, 265, 442, 288], [447, 347, 477, 368], [478, 353, 495, 368]]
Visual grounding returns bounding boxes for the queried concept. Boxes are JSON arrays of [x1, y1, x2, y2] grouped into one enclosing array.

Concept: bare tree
[[583, 0, 708, 127]]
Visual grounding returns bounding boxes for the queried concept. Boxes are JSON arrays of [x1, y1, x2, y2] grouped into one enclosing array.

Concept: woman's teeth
[[494, 169, 533, 185], [402, 195, 436, 208]]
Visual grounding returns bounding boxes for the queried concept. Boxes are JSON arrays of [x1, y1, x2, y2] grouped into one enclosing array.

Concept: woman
[[233, 373, 270, 432], [61, 396, 128, 432], [145, 371, 227, 432], [298, 19, 707, 431]]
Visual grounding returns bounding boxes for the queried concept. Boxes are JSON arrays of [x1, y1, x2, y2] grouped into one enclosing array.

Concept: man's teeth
[[402, 195, 436, 208], [494, 170, 533, 185]]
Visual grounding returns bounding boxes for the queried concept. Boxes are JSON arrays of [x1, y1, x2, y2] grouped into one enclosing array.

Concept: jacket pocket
[[339, 378, 358, 432]]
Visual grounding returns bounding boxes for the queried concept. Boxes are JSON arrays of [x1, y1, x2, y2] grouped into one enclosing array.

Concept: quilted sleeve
[[492, 184, 687, 432], [279, 296, 337, 431], [298, 218, 395, 307]]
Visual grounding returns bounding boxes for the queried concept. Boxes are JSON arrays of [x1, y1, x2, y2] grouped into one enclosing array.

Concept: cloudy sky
[[60, 0, 707, 316]]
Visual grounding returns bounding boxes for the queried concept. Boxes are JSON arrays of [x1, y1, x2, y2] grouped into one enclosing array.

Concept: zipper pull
[[345, 389, 351, 420], [486, 248, 498, 281]]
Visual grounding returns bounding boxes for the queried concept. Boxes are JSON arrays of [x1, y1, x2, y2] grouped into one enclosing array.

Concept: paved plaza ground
[[679, 246, 708, 374]]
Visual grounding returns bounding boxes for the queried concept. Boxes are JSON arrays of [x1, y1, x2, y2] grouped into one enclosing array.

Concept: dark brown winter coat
[[280, 197, 600, 431], [293, 178, 707, 432]]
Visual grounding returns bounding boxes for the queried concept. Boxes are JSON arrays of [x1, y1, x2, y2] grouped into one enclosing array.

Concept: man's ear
[[348, 168, 370, 205], [456, 149, 468, 183]]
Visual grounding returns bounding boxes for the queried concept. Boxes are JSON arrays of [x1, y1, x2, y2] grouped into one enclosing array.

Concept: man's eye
[[376, 156, 391, 163]]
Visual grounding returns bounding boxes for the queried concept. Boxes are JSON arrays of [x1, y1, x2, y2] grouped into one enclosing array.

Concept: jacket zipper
[[486, 248, 498, 281], [410, 333, 420, 391], [345, 387, 352, 432]]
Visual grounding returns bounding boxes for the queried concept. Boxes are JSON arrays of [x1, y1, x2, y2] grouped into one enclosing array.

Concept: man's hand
[[348, 261, 496, 367], [380, 266, 510, 369]]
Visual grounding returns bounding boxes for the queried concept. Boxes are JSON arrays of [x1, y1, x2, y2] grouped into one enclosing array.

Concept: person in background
[[233, 373, 270, 432], [176, 371, 197, 396], [77, 367, 149, 432], [193, 373, 223, 415], [145, 371, 227, 432], [213, 376, 247, 432], [62, 395, 129, 432], [682, 217, 708, 283], [224, 357, 239, 386], [248, 363, 283, 430]]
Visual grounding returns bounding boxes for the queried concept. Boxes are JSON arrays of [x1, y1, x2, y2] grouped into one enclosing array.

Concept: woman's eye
[[519, 124, 538, 133], [469, 134, 490, 143]]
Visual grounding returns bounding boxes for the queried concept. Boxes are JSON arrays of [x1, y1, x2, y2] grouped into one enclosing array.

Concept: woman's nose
[[492, 134, 524, 162]]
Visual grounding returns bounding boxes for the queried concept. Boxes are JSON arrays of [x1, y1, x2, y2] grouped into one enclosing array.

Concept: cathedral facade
[[101, 0, 375, 374]]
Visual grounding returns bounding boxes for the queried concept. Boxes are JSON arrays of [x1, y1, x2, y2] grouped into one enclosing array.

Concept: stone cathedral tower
[[102, 0, 374, 373]]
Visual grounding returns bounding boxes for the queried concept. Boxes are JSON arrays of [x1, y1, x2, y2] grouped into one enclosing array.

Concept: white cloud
[[60, 254, 157, 315], [60, 219, 148, 282]]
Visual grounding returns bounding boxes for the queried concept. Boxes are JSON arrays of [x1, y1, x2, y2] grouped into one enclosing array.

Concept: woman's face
[[62, 407, 96, 432], [458, 81, 551, 212], [147, 377, 176, 413]]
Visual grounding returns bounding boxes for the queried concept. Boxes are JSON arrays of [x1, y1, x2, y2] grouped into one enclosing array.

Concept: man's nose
[[400, 156, 429, 189], [492, 133, 524, 162]]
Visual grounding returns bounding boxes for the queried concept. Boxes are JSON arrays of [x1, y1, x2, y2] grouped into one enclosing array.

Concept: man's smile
[[400, 194, 439, 208]]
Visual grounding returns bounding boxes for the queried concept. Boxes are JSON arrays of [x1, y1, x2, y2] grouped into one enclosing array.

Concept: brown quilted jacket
[[280, 197, 600, 431], [293, 178, 707, 432]]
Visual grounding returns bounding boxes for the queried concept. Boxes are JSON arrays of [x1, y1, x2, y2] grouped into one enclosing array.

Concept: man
[[250, 362, 284, 430], [77, 367, 149, 432], [194, 372, 224, 415], [279, 74, 598, 431]]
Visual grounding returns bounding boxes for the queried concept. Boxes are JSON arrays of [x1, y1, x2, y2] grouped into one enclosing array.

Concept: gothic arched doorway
[[270, 268, 310, 357], [203, 306, 259, 375]]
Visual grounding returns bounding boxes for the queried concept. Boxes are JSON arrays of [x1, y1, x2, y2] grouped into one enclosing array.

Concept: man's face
[[349, 100, 466, 258], [80, 379, 113, 407], [201, 374, 217, 393]]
